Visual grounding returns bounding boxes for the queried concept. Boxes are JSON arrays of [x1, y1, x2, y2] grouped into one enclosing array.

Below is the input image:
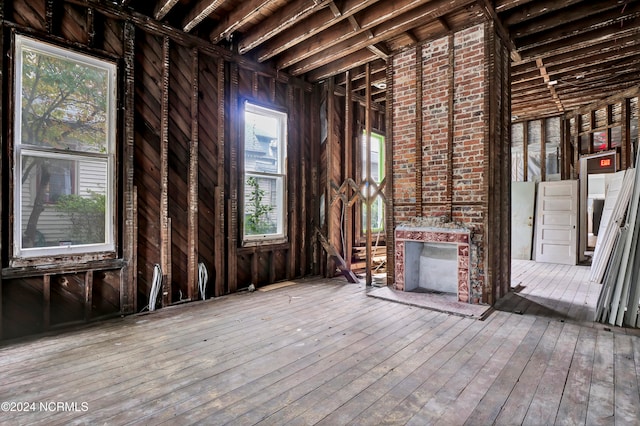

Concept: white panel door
[[511, 181, 536, 260], [535, 180, 578, 265]]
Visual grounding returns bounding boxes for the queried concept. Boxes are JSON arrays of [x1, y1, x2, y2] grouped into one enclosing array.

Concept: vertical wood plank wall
[[0, 0, 316, 340]]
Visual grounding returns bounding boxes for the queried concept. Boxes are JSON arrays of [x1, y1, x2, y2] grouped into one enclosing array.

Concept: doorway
[[579, 151, 616, 262]]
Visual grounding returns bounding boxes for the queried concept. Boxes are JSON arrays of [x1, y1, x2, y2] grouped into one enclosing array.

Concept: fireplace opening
[[404, 242, 458, 294]]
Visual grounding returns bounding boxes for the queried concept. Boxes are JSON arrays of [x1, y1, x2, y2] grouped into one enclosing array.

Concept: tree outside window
[[243, 102, 287, 242], [14, 36, 115, 258]]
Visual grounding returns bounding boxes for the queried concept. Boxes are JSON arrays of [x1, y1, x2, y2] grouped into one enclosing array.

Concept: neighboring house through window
[[242, 101, 287, 242], [14, 35, 116, 258]]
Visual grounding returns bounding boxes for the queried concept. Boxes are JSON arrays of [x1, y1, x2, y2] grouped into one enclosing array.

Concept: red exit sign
[[600, 158, 612, 167]]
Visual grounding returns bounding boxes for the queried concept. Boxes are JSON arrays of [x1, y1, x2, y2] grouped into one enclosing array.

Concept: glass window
[[527, 120, 541, 182], [545, 117, 561, 181], [511, 122, 524, 181], [362, 131, 385, 232], [243, 102, 287, 242], [14, 36, 116, 257], [592, 130, 607, 152]]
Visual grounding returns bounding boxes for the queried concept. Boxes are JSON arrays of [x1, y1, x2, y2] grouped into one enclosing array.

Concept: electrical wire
[[149, 264, 162, 312], [198, 262, 208, 300]]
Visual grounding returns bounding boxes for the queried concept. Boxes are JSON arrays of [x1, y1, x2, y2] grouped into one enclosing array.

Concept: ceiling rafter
[[502, 0, 584, 26], [517, 16, 640, 64], [535, 58, 564, 113], [237, 0, 332, 54], [280, 0, 475, 74], [510, 1, 628, 39], [254, 0, 382, 62], [154, 0, 179, 20], [182, 0, 226, 32], [346, 12, 390, 60], [210, 0, 281, 44], [308, 49, 379, 81], [259, 0, 436, 66]]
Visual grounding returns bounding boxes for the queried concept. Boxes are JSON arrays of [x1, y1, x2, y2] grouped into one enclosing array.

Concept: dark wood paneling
[[59, 3, 87, 44], [50, 273, 85, 326], [197, 56, 219, 298], [11, 0, 46, 31], [1, 278, 44, 339], [168, 42, 191, 302], [92, 270, 120, 318], [134, 30, 163, 310]]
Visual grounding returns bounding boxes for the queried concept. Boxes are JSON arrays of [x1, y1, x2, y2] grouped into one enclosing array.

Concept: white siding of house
[[20, 159, 108, 247]]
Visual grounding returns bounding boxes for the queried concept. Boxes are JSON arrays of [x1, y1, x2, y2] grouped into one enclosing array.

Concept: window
[[243, 102, 287, 242], [362, 131, 385, 232], [14, 36, 116, 258]]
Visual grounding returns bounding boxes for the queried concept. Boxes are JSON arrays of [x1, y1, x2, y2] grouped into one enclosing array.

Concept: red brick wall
[[391, 23, 492, 303], [391, 48, 417, 225]]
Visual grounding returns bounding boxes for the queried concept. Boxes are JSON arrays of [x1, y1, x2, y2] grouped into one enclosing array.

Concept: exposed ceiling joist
[[154, 0, 179, 20], [238, 0, 331, 54], [209, 0, 278, 43], [282, 0, 476, 75], [254, 0, 381, 62], [182, 0, 225, 32]]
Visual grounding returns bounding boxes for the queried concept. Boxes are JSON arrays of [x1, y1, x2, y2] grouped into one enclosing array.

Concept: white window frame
[[13, 35, 116, 259], [362, 130, 385, 233], [242, 101, 288, 244]]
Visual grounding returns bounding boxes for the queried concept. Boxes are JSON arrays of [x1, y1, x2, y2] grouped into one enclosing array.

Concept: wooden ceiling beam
[[154, 0, 179, 21], [237, 0, 332, 54], [367, 43, 391, 60], [535, 58, 564, 113], [502, 0, 584, 26], [515, 15, 640, 63], [494, 0, 538, 13], [513, 43, 640, 87], [511, 0, 630, 39], [182, 0, 225, 33], [437, 16, 450, 32], [328, 1, 342, 17], [254, 0, 381, 62], [210, 0, 281, 43], [275, 0, 439, 69], [527, 32, 640, 72], [282, 0, 475, 75], [307, 49, 379, 81], [334, 59, 387, 83], [478, 0, 519, 60]]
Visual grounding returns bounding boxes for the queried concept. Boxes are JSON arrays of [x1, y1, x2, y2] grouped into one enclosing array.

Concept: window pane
[[19, 43, 110, 153], [511, 122, 524, 148], [611, 126, 622, 148], [244, 175, 283, 236], [362, 132, 385, 232], [592, 131, 607, 152], [243, 102, 287, 241], [527, 121, 541, 182], [362, 194, 385, 232], [21, 155, 107, 248], [14, 36, 116, 258], [512, 147, 524, 181], [545, 117, 561, 181], [245, 110, 282, 174]]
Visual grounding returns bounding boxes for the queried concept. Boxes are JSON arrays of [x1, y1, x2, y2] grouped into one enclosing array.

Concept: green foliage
[[21, 47, 108, 152], [245, 176, 275, 235], [55, 192, 106, 244]]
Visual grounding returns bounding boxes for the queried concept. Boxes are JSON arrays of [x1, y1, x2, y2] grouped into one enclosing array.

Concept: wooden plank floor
[[1, 262, 640, 425]]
